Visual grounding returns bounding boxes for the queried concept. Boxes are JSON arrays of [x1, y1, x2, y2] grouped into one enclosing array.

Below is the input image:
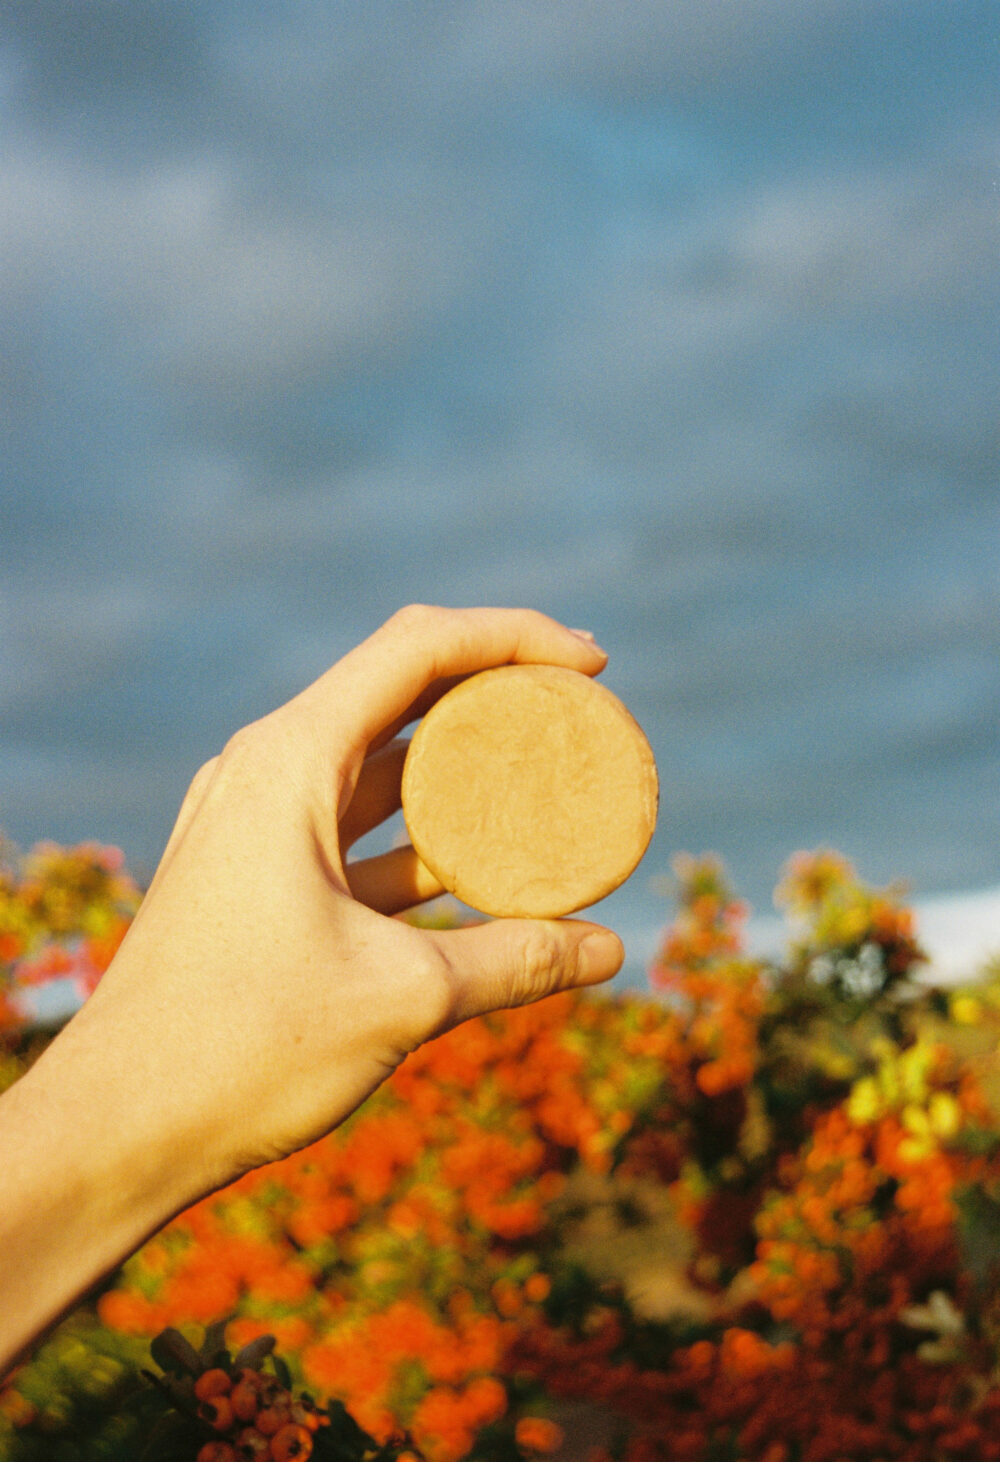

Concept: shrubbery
[[2, 838, 1000, 1461]]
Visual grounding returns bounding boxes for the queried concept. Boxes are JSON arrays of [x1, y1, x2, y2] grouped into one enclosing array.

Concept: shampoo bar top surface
[[401, 663, 658, 919]]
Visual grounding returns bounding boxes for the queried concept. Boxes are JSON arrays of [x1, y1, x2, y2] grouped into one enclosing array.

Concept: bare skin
[[0, 605, 624, 1372]]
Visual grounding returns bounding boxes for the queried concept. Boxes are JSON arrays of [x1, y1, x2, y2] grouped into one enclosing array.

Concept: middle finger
[[339, 738, 410, 852]]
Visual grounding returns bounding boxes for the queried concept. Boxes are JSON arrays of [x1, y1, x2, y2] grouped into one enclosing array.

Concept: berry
[[253, 1374, 284, 1405], [195, 1369, 234, 1402], [231, 1380, 260, 1422], [199, 1395, 235, 1431], [197, 1444, 238, 1462], [269, 1422, 314, 1461], [235, 1430, 270, 1460], [255, 1403, 291, 1436]]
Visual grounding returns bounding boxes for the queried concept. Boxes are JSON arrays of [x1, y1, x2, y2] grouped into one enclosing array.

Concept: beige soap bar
[[401, 664, 658, 919]]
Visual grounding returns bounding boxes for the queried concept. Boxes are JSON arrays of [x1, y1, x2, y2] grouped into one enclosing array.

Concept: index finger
[[299, 605, 607, 751]]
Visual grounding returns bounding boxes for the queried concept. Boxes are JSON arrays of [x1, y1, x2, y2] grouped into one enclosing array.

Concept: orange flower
[[96, 1289, 162, 1334], [515, 1416, 565, 1454]]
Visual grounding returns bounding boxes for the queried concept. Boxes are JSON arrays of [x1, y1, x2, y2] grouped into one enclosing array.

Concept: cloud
[[4, 2, 994, 478], [0, 581, 168, 718], [452, 0, 873, 97], [2, 1, 210, 124], [0, 147, 490, 396], [5, 0, 880, 136], [206, 0, 874, 123], [2, 1, 997, 903], [721, 158, 1000, 312], [544, 143, 999, 401]]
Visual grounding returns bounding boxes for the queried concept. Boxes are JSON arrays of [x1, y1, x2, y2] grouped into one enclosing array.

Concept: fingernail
[[579, 929, 624, 981], [570, 628, 606, 655]]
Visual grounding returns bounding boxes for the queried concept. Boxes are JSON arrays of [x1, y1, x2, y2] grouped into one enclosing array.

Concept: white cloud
[[215, 0, 872, 110], [726, 157, 1000, 310], [454, 0, 872, 94], [550, 140, 999, 397], [0, 581, 168, 715], [0, 144, 502, 398]]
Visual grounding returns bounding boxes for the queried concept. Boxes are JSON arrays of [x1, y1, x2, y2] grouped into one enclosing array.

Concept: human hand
[[71, 606, 625, 1190], [95, 605, 624, 1183], [1, 606, 624, 1366]]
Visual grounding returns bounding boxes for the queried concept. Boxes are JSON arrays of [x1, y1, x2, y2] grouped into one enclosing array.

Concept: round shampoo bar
[[401, 664, 658, 919]]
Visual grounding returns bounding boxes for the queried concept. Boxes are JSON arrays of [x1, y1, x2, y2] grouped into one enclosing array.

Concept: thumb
[[425, 918, 624, 1028]]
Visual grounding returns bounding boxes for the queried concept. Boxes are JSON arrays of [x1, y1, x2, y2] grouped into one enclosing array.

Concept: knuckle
[[214, 728, 257, 785], [390, 602, 439, 633], [188, 755, 220, 794], [221, 711, 289, 766], [211, 718, 287, 797], [395, 945, 456, 1045], [219, 721, 258, 760], [517, 926, 564, 1002], [172, 755, 220, 829]]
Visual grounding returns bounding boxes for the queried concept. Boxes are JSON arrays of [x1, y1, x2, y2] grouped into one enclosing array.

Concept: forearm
[[0, 997, 201, 1375]]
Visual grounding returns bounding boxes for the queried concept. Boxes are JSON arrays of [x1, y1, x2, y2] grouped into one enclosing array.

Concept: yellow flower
[[847, 1077, 881, 1126], [928, 1091, 961, 1140], [901, 1103, 931, 1138], [950, 994, 982, 1025], [898, 1042, 934, 1104]]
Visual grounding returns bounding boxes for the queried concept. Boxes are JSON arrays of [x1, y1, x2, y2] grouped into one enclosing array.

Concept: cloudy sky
[[2, 1, 998, 976]]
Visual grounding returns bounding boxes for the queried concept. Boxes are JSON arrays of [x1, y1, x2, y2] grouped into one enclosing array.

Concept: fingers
[[345, 846, 445, 914], [339, 739, 409, 852], [298, 605, 607, 753], [424, 918, 624, 1029]]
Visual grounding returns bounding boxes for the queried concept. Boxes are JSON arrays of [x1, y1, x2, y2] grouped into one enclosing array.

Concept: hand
[[0, 605, 624, 1368], [88, 603, 624, 1180]]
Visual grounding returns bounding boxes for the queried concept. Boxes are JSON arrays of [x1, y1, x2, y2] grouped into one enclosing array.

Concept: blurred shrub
[[3, 839, 1000, 1461]]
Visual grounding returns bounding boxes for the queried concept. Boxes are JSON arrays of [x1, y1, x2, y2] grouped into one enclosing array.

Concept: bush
[[3, 839, 1000, 1461]]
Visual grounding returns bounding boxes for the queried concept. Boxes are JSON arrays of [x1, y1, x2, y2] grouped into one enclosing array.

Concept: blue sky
[[2, 1, 998, 976]]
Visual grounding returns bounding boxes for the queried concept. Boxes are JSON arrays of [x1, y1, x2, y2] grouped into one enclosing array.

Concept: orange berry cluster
[[191, 1365, 328, 1461]]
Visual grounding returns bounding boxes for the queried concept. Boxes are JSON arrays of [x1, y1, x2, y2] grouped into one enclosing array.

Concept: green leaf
[[148, 1330, 202, 1377], [199, 1319, 231, 1365], [233, 1334, 277, 1371], [956, 1184, 1000, 1289]]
